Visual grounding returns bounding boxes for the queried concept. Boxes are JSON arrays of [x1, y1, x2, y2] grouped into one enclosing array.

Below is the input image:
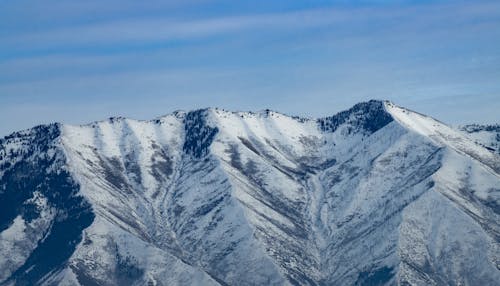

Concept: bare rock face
[[1, 101, 499, 286]]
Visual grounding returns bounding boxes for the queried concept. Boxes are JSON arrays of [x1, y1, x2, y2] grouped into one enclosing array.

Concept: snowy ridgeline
[[0, 100, 499, 286], [459, 124, 500, 155]]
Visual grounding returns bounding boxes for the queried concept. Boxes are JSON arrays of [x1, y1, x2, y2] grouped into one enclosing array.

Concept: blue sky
[[1, 0, 499, 136]]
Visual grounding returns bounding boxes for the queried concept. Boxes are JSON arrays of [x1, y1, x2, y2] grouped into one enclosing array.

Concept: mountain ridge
[[0, 100, 499, 286]]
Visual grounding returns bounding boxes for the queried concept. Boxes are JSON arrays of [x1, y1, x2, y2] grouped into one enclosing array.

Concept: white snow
[[0, 192, 55, 283], [2, 101, 498, 285]]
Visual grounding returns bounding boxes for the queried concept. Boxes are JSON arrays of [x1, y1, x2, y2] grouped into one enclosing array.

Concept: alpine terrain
[[0, 100, 499, 286]]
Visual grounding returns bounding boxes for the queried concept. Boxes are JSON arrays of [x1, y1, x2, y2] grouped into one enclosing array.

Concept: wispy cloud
[[0, 1, 498, 57], [3, 1, 498, 49], [2, 9, 343, 50]]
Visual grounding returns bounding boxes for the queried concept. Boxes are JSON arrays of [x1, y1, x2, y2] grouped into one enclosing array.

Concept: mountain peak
[[317, 99, 393, 134]]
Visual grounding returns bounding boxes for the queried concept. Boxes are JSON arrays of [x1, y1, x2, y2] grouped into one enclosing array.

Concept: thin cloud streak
[[2, 9, 341, 48], [3, 1, 499, 51], [2, 1, 499, 81]]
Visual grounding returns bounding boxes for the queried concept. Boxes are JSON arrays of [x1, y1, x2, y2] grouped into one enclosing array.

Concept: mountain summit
[[1, 100, 499, 286]]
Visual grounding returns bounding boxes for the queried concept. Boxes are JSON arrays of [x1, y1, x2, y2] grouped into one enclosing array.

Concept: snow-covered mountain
[[459, 124, 500, 155], [0, 100, 499, 286]]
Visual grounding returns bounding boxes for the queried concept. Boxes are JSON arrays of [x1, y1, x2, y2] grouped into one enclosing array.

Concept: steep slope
[[0, 100, 499, 286], [0, 125, 94, 285]]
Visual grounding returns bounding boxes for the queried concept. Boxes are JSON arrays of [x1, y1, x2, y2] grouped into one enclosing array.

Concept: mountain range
[[0, 100, 499, 286]]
